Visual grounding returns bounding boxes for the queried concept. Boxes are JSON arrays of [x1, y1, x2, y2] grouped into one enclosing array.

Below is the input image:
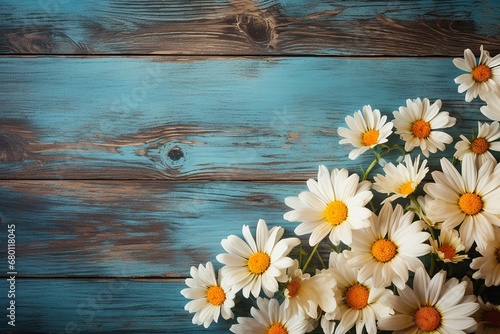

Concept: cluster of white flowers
[[181, 46, 500, 333]]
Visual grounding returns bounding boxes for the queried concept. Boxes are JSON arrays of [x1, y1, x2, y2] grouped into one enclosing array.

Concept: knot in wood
[[236, 13, 276, 45], [167, 146, 184, 161]]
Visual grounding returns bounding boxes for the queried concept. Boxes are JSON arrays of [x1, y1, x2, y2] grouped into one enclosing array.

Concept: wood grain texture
[[0, 180, 304, 277], [0, 278, 230, 333], [2, 1, 500, 332], [0, 57, 491, 180], [1, 278, 498, 333], [0, 0, 499, 55]]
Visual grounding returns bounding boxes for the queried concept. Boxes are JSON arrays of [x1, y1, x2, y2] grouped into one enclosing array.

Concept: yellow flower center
[[438, 243, 456, 260], [458, 193, 483, 215], [267, 323, 288, 334], [371, 239, 397, 263], [324, 201, 348, 226], [345, 284, 369, 310], [415, 306, 442, 332], [286, 277, 301, 298], [206, 285, 226, 306], [247, 252, 271, 275], [483, 309, 500, 327], [471, 137, 490, 154], [411, 119, 431, 139], [472, 64, 492, 82], [399, 181, 415, 195], [362, 129, 380, 146]]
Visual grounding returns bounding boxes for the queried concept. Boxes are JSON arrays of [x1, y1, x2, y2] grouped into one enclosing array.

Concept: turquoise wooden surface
[[0, 279, 231, 332], [0, 181, 303, 277], [0, 57, 488, 180], [1, 1, 500, 333]]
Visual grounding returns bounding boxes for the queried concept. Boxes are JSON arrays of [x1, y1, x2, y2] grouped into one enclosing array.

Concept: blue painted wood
[[0, 57, 491, 180], [1, 1, 500, 332], [0, 278, 232, 333], [1, 278, 498, 333], [0, 0, 498, 54], [0, 180, 306, 277]]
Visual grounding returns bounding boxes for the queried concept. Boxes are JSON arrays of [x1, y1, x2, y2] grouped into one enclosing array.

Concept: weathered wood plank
[[1, 278, 498, 333], [0, 0, 499, 55], [0, 278, 230, 333], [0, 180, 306, 277], [0, 57, 490, 180]]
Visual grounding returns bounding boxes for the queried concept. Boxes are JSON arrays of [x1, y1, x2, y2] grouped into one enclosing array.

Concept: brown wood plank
[[0, 0, 499, 55]]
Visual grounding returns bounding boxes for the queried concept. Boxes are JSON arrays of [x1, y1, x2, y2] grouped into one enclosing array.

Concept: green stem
[[302, 243, 320, 273], [429, 253, 436, 276], [315, 248, 326, 269], [363, 153, 380, 180]]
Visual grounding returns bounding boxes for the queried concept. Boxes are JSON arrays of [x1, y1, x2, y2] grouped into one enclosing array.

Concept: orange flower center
[[483, 309, 500, 327], [267, 323, 288, 334], [438, 243, 456, 260], [399, 181, 415, 195], [472, 64, 492, 82], [496, 248, 500, 264], [471, 137, 490, 154], [362, 129, 380, 146], [286, 277, 301, 298], [345, 284, 369, 310], [247, 252, 271, 275], [324, 201, 348, 226], [206, 285, 226, 306], [458, 193, 483, 215], [415, 306, 442, 331], [411, 119, 431, 139], [371, 239, 397, 263]]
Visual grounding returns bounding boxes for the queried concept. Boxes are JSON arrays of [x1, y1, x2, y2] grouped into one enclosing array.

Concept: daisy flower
[[283, 260, 338, 319], [423, 154, 500, 251], [431, 228, 469, 263], [480, 95, 500, 121], [337, 105, 393, 160], [347, 202, 431, 289], [230, 297, 310, 334], [392, 97, 456, 157], [324, 251, 393, 334], [283, 165, 373, 247], [181, 262, 235, 328], [470, 227, 500, 287], [453, 45, 500, 102], [373, 154, 428, 204], [475, 296, 500, 333], [454, 121, 500, 165], [216, 219, 300, 298], [377, 267, 479, 333]]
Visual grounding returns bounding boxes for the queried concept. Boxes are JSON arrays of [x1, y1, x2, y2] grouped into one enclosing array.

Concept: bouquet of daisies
[[181, 45, 500, 334]]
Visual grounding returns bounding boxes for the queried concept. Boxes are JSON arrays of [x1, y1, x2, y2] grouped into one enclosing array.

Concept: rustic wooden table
[[1, 0, 499, 332]]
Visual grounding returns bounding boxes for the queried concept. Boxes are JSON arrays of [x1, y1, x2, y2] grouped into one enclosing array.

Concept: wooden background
[[1, 0, 500, 332]]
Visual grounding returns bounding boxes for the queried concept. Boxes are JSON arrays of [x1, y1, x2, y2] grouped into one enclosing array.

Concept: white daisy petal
[[378, 267, 479, 333], [218, 219, 299, 298], [230, 297, 309, 334], [425, 154, 500, 251], [393, 98, 455, 156], [454, 45, 499, 103], [324, 251, 393, 334], [338, 105, 393, 160], [348, 202, 430, 289], [181, 262, 235, 328], [284, 165, 373, 247]]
